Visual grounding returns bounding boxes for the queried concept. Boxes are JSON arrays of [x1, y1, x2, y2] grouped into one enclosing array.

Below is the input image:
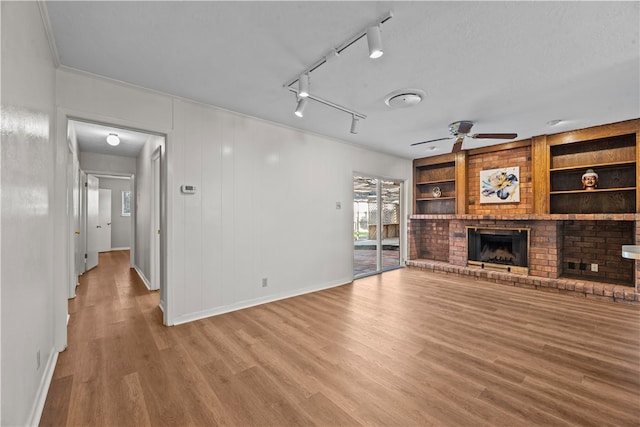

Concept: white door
[[76, 169, 86, 278], [98, 189, 112, 252], [150, 148, 161, 291], [85, 174, 100, 271]]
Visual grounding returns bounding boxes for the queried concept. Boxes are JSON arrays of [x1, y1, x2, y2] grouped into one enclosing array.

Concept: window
[[121, 191, 131, 216]]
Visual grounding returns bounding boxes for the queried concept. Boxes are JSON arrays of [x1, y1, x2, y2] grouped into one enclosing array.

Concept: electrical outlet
[[262, 277, 268, 287], [36, 350, 40, 370], [591, 263, 598, 272]]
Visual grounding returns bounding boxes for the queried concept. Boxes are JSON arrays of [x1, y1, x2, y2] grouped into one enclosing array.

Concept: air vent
[[384, 88, 426, 108]]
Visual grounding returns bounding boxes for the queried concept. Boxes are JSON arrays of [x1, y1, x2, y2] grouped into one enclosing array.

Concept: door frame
[[55, 108, 171, 353], [352, 173, 406, 279]]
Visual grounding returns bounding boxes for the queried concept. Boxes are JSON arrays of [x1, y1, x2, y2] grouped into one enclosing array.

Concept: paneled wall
[[1, 2, 58, 425], [56, 69, 411, 326]]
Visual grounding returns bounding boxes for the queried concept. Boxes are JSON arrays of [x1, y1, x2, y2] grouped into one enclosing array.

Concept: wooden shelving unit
[[548, 132, 637, 214], [413, 154, 456, 214]]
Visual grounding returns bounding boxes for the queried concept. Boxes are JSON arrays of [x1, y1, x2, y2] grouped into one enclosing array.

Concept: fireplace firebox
[[467, 227, 530, 275]]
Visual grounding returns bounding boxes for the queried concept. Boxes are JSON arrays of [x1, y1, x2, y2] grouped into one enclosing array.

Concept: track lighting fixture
[[366, 25, 383, 59], [283, 11, 392, 132], [106, 133, 120, 146], [298, 73, 309, 98], [294, 98, 308, 118], [350, 115, 359, 134]]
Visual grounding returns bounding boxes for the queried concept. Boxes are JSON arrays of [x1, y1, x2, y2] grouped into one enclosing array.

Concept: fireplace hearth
[[467, 227, 530, 274]]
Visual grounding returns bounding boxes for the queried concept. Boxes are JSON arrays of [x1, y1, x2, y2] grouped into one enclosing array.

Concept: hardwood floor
[[40, 250, 640, 426]]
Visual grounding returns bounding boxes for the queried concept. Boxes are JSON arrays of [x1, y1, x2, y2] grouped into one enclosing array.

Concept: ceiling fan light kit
[[283, 11, 393, 133]]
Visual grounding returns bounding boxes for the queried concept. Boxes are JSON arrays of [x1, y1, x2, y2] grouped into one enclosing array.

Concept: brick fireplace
[[467, 226, 529, 274], [408, 214, 639, 303], [408, 123, 640, 303]]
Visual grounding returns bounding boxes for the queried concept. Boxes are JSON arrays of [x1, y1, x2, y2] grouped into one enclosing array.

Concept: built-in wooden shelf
[[549, 160, 636, 172], [416, 196, 455, 201], [416, 179, 455, 185], [550, 187, 636, 195], [413, 154, 456, 215], [547, 129, 637, 214]]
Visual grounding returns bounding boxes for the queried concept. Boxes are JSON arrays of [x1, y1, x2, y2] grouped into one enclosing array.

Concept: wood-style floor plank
[[40, 250, 640, 426]]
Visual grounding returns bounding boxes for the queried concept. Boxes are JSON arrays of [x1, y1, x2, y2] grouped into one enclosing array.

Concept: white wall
[[171, 100, 411, 323], [55, 68, 411, 326], [1, 2, 58, 425], [98, 178, 131, 249]]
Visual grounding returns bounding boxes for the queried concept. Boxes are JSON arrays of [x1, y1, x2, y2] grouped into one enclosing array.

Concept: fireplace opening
[[467, 227, 529, 274]]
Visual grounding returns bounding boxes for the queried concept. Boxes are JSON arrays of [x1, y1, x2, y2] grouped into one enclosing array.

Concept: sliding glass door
[[353, 176, 402, 278]]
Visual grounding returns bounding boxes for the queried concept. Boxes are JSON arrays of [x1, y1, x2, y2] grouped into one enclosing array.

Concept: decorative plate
[[432, 186, 442, 198]]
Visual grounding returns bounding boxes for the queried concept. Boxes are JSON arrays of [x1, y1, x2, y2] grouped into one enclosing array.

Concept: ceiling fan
[[411, 121, 518, 153]]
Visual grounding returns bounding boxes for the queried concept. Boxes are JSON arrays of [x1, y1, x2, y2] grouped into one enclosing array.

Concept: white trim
[[26, 348, 58, 427], [134, 266, 153, 291], [110, 247, 131, 251], [37, 1, 60, 68], [171, 277, 353, 326]]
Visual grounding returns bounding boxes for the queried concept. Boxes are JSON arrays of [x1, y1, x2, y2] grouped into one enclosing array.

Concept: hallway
[[40, 251, 165, 426]]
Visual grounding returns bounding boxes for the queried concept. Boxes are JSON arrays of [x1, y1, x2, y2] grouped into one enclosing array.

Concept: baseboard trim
[[171, 277, 353, 326], [27, 347, 58, 427], [133, 266, 153, 291]]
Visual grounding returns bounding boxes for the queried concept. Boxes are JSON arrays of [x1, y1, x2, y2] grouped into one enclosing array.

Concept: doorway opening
[[353, 176, 403, 278], [67, 118, 166, 323]]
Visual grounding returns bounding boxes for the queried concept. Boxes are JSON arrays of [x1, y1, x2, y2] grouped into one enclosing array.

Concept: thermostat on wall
[[181, 185, 197, 194]]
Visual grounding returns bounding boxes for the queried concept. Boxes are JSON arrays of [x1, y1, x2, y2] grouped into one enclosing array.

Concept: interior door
[[78, 170, 87, 274], [85, 174, 100, 271], [150, 147, 161, 291], [98, 188, 112, 252]]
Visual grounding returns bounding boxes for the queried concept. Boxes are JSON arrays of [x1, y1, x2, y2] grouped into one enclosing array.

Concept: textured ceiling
[[46, 1, 639, 159]]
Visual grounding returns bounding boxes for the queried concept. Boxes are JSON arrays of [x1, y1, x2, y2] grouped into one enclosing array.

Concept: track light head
[[366, 25, 383, 59], [350, 115, 359, 134], [106, 133, 120, 146], [294, 98, 308, 118], [298, 73, 309, 98]]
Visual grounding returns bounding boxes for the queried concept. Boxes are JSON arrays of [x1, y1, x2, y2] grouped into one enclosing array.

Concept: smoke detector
[[384, 89, 425, 108]]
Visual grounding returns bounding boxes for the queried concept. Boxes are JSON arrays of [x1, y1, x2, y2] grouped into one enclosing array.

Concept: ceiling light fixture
[[298, 73, 309, 98], [294, 98, 308, 118], [106, 133, 120, 146], [282, 11, 392, 133], [366, 25, 384, 59], [350, 115, 359, 134]]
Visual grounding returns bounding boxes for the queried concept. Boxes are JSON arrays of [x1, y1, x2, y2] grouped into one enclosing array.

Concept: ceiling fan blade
[[451, 136, 464, 153], [410, 137, 451, 147], [471, 133, 518, 139]]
